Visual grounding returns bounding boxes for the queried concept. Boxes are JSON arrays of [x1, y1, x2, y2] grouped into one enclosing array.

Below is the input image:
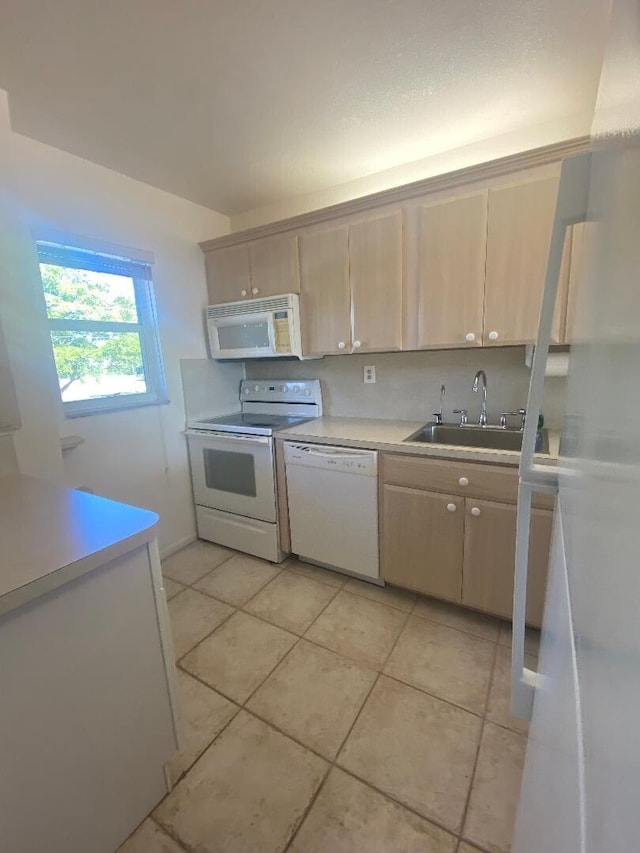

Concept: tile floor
[[118, 540, 540, 853]]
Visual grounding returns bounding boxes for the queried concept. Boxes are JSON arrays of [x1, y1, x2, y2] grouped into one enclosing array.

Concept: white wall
[[2, 91, 232, 554], [246, 347, 567, 430]]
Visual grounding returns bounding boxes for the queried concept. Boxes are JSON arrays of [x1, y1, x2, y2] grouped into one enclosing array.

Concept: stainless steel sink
[[404, 422, 549, 454]]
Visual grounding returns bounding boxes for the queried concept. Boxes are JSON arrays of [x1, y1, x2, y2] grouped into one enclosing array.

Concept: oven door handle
[[185, 429, 271, 446]]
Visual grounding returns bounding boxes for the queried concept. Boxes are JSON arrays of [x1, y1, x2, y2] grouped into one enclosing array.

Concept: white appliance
[[206, 294, 303, 359], [512, 4, 640, 851], [186, 379, 322, 562], [284, 442, 380, 583]]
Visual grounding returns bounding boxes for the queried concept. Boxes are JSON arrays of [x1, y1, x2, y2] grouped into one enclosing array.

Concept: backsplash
[[246, 347, 567, 429]]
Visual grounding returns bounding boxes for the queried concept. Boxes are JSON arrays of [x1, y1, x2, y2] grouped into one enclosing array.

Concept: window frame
[[37, 239, 169, 418]]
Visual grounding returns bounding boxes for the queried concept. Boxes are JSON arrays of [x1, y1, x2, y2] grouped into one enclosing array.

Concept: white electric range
[[186, 379, 322, 562]]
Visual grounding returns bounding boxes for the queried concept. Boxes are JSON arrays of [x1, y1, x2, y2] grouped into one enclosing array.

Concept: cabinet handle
[[458, 476, 469, 487], [488, 330, 499, 341], [252, 287, 259, 295], [240, 289, 248, 297], [470, 506, 481, 517], [337, 341, 346, 349], [446, 502, 457, 513], [353, 340, 362, 349], [465, 332, 476, 342]]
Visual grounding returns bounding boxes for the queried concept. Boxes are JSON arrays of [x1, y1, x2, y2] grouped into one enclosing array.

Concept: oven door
[[186, 430, 276, 522]]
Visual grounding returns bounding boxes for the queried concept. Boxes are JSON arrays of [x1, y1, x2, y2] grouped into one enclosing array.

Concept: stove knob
[[305, 388, 312, 397], [244, 387, 250, 394], [254, 385, 259, 392], [293, 385, 300, 393]]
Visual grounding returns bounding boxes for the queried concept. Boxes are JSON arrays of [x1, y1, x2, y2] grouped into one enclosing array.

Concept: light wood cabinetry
[[380, 453, 552, 627], [204, 244, 251, 304], [349, 210, 403, 353], [204, 233, 299, 304], [299, 226, 351, 356], [462, 498, 552, 626], [484, 176, 562, 345], [382, 484, 463, 602], [298, 209, 403, 356], [202, 150, 585, 352], [248, 233, 300, 298], [415, 192, 487, 349]]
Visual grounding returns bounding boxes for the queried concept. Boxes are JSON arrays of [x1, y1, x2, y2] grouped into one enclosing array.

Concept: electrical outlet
[[364, 365, 376, 384]]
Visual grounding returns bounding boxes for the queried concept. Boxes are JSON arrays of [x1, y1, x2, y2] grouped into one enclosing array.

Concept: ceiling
[[0, 0, 608, 216]]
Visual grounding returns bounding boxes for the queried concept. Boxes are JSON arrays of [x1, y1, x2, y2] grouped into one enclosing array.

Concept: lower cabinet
[[380, 454, 553, 627], [462, 498, 552, 626], [382, 484, 463, 602]]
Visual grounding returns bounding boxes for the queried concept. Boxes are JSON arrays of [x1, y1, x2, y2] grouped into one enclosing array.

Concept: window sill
[[64, 397, 170, 419]]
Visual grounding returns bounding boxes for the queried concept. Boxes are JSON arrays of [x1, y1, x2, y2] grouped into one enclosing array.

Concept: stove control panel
[[240, 379, 322, 406]]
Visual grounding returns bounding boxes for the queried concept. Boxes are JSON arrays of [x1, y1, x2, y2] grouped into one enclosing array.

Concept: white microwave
[[206, 293, 303, 359]]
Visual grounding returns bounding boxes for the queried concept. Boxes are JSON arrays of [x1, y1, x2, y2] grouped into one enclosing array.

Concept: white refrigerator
[[512, 2, 640, 851]]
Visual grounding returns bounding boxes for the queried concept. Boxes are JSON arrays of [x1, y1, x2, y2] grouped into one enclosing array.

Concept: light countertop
[[0, 475, 158, 615], [278, 416, 560, 465]]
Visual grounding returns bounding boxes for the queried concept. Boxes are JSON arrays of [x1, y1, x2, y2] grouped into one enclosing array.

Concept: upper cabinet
[[298, 209, 403, 357], [248, 234, 300, 299], [299, 225, 351, 356], [204, 233, 299, 304], [204, 244, 251, 304], [484, 175, 561, 345], [201, 147, 587, 356], [413, 191, 487, 349], [349, 210, 403, 354]]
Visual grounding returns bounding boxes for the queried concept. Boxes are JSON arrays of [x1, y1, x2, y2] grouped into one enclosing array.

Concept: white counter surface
[[0, 474, 159, 614], [278, 416, 560, 465]]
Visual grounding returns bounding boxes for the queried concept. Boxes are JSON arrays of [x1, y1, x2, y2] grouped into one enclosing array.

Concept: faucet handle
[[432, 383, 445, 425], [453, 408, 468, 426], [500, 409, 527, 430]]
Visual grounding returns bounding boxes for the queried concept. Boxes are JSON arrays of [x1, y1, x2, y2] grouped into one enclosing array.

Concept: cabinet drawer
[[381, 453, 554, 509]]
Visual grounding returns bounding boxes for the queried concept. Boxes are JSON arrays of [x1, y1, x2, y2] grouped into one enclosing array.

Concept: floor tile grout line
[[284, 592, 413, 851], [457, 708, 491, 846], [334, 762, 463, 842], [148, 814, 191, 852], [411, 608, 502, 645], [455, 639, 501, 846]]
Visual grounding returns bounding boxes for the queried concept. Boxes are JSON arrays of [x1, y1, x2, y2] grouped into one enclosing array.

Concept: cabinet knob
[[488, 330, 499, 341], [353, 340, 362, 349], [446, 502, 457, 513], [471, 506, 481, 517], [465, 332, 476, 342], [337, 341, 346, 349], [458, 476, 469, 487], [252, 287, 259, 295], [240, 289, 248, 297]]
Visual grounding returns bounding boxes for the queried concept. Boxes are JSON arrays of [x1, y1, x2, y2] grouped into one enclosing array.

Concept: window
[[37, 240, 168, 417]]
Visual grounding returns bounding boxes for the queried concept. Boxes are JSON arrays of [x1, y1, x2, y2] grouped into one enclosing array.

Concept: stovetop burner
[[186, 379, 323, 437]]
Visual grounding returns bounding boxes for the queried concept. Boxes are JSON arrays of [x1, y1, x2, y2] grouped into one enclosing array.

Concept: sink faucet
[[433, 384, 445, 425], [472, 370, 488, 426]]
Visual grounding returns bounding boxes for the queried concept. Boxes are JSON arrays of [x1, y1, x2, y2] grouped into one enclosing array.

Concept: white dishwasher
[[283, 442, 380, 583]]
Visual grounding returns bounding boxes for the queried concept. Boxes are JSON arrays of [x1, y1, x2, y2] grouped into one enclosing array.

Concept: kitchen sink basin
[[404, 422, 549, 454]]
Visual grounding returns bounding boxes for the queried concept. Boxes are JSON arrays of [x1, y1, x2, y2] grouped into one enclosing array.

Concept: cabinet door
[[299, 226, 351, 356], [484, 176, 562, 345], [204, 245, 251, 304], [381, 484, 463, 602], [349, 210, 403, 353], [416, 192, 486, 348], [249, 233, 300, 298], [462, 498, 552, 627]]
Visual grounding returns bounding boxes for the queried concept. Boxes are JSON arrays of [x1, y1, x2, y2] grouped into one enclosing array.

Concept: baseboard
[[159, 534, 197, 561]]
